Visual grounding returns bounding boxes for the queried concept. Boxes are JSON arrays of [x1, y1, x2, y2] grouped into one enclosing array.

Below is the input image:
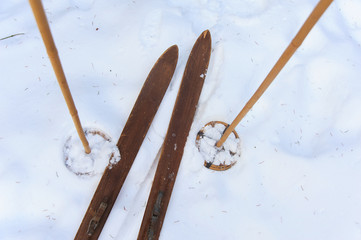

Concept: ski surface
[[75, 45, 178, 240], [138, 30, 212, 240]]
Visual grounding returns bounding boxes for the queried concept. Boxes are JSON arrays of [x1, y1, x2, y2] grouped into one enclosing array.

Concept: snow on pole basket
[[196, 121, 241, 171], [63, 128, 121, 176]]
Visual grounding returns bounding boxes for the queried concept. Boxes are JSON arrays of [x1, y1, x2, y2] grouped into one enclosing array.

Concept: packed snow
[[196, 121, 241, 168], [63, 128, 120, 176], [1, 0, 361, 239]]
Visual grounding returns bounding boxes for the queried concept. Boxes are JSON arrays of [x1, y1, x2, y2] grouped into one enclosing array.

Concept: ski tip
[[201, 29, 211, 39], [163, 44, 178, 60], [198, 30, 211, 48], [169, 44, 178, 51], [168, 44, 179, 55]]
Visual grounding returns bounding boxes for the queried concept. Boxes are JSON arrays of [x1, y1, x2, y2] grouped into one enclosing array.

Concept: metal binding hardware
[[87, 200, 108, 236], [148, 191, 164, 239]]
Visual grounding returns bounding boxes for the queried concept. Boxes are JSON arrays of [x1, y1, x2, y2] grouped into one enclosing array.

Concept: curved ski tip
[[164, 44, 178, 58], [201, 30, 211, 39], [169, 44, 179, 54]]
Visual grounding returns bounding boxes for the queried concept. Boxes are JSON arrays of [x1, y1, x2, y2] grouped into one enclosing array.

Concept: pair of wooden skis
[[75, 30, 212, 239]]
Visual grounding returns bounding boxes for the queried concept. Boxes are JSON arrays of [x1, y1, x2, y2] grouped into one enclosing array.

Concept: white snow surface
[[197, 122, 241, 166], [63, 128, 120, 176], [1, 0, 361, 239]]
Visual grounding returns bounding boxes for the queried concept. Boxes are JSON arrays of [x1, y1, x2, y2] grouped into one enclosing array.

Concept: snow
[[63, 128, 120, 176], [196, 122, 241, 167], [1, 0, 361, 239]]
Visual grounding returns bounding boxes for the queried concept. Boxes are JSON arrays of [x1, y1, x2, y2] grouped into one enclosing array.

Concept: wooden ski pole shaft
[[29, 0, 91, 154], [216, 0, 333, 148]]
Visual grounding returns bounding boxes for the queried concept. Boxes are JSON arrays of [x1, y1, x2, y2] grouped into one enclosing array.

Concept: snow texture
[[197, 122, 241, 167], [63, 128, 120, 176], [1, 0, 361, 239]]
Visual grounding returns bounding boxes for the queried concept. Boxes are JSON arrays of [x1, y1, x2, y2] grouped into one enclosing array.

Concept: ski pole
[[29, 0, 91, 154], [216, 0, 333, 148]]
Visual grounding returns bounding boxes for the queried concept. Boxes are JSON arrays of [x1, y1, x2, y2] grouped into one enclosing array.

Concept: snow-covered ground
[[1, 0, 361, 239]]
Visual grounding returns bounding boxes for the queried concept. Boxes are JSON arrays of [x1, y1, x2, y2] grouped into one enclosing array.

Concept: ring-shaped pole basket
[[63, 128, 117, 176], [196, 121, 239, 171]]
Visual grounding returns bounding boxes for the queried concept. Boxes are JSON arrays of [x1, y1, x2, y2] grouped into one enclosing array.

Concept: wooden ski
[[75, 45, 178, 240], [138, 30, 212, 240]]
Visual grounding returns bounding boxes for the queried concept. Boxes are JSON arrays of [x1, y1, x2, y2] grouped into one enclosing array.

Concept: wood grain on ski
[[138, 30, 212, 240], [75, 45, 178, 240]]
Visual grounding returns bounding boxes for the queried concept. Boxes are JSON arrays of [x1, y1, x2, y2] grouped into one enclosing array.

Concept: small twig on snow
[[0, 33, 25, 41]]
